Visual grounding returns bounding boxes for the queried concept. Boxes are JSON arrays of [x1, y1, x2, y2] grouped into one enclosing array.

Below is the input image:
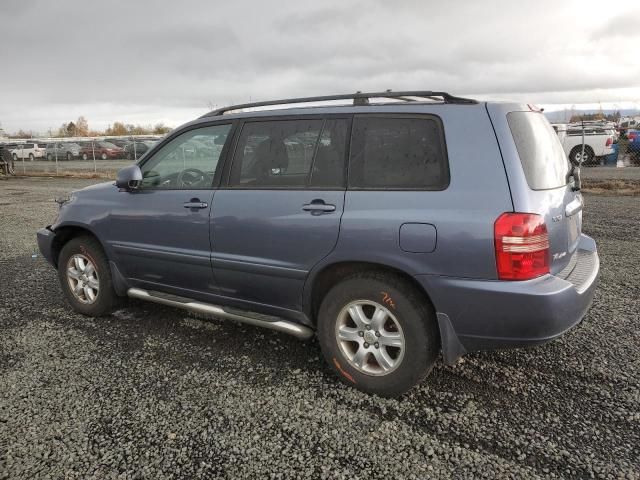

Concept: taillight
[[494, 213, 550, 280], [606, 137, 612, 147], [629, 132, 637, 141]]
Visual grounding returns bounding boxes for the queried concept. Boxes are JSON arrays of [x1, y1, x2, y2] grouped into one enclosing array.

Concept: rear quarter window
[[507, 112, 570, 190], [349, 115, 449, 190]]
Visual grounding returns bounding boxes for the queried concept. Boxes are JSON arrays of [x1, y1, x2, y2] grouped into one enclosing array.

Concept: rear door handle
[[303, 201, 336, 213], [183, 200, 208, 209]]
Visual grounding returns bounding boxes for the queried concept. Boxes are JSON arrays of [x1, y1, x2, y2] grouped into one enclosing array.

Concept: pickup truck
[[552, 123, 615, 166]]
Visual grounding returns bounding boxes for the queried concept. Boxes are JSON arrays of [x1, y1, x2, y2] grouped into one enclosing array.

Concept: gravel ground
[[580, 166, 640, 182], [0, 176, 638, 479]]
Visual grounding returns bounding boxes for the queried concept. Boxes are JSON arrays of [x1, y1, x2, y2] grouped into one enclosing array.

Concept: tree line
[[7, 117, 172, 139]]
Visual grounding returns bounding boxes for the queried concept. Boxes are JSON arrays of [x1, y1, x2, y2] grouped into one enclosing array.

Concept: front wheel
[[317, 273, 439, 397], [82, 153, 88, 160], [101, 152, 107, 160], [66, 152, 73, 161], [57, 235, 118, 316]]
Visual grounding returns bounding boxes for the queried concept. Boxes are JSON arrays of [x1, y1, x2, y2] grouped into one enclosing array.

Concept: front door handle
[[183, 200, 208, 209], [302, 200, 336, 214]]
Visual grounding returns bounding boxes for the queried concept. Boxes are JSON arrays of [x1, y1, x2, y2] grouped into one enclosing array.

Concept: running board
[[127, 288, 314, 340]]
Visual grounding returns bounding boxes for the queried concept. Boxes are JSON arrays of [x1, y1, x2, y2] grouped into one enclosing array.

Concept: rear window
[[507, 112, 570, 190], [349, 115, 449, 190]]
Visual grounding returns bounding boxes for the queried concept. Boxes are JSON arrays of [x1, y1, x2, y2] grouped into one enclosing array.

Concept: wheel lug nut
[[363, 342, 369, 348], [374, 343, 379, 348], [358, 331, 364, 337]]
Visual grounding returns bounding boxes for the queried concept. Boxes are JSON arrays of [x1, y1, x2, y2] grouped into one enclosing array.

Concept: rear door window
[[507, 112, 570, 190], [348, 115, 449, 190], [229, 118, 348, 188]]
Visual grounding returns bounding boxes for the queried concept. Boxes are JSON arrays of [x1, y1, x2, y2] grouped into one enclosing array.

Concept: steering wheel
[[177, 168, 206, 188]]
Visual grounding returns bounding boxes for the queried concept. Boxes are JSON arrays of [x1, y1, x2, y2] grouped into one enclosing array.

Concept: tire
[[82, 153, 88, 160], [29, 153, 34, 161], [47, 153, 53, 161], [317, 272, 439, 397], [12, 153, 17, 161], [101, 152, 107, 160], [66, 152, 72, 161], [6, 160, 15, 175], [57, 235, 118, 316], [569, 146, 594, 166]]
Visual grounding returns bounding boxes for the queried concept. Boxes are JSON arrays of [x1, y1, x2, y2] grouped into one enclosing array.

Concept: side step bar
[[127, 288, 314, 340]]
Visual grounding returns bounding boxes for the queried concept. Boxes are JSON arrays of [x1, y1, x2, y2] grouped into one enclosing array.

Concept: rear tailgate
[[487, 104, 581, 275]]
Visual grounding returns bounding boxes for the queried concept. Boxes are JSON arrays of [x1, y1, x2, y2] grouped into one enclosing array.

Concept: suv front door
[[211, 116, 350, 314], [107, 123, 233, 296]]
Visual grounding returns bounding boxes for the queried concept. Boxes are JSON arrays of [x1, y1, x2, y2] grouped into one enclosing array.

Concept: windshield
[[507, 112, 570, 190]]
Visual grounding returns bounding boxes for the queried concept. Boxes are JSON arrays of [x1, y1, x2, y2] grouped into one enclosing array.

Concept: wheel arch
[[304, 260, 437, 326], [51, 224, 105, 268]]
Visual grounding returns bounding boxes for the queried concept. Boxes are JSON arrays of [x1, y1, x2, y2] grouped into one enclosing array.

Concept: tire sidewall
[[57, 237, 114, 316], [318, 276, 437, 397]]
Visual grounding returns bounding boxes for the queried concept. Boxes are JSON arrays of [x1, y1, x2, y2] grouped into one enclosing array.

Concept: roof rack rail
[[201, 90, 476, 117]]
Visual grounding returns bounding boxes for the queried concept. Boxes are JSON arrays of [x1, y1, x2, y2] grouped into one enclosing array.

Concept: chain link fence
[[0, 135, 163, 178], [551, 118, 640, 168], [1, 111, 639, 178]]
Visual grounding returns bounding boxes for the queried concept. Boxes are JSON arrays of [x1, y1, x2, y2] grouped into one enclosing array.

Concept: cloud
[[0, 0, 638, 133]]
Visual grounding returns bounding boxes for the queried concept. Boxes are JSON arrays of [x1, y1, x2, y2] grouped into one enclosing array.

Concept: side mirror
[[115, 164, 142, 190]]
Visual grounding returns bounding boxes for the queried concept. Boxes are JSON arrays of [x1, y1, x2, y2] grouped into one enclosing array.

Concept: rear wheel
[[28, 153, 34, 161], [101, 152, 107, 160], [57, 236, 118, 316], [12, 153, 17, 161], [317, 273, 439, 397], [66, 152, 73, 161], [569, 146, 594, 166], [82, 153, 88, 160], [47, 153, 53, 161]]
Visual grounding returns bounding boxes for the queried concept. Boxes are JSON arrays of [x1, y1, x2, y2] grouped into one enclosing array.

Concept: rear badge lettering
[[553, 251, 567, 260], [552, 215, 562, 223]]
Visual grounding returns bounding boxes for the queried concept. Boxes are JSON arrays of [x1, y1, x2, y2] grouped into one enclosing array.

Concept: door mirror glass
[[115, 164, 143, 190]]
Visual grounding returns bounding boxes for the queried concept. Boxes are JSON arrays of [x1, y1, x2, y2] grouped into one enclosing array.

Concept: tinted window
[[349, 116, 448, 190], [229, 119, 347, 188], [507, 112, 570, 190], [140, 124, 231, 190], [24, 143, 34, 149]]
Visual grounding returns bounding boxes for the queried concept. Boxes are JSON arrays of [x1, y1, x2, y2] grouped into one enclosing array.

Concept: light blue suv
[[37, 91, 599, 397]]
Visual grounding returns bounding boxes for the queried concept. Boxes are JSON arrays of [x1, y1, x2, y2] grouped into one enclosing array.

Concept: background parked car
[[79, 141, 125, 160], [123, 140, 156, 159], [10, 142, 46, 161], [45, 142, 81, 161], [552, 123, 614, 165], [104, 138, 130, 149], [626, 127, 640, 163]]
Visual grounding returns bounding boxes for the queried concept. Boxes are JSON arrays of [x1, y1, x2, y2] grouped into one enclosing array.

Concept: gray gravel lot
[[0, 176, 638, 479]]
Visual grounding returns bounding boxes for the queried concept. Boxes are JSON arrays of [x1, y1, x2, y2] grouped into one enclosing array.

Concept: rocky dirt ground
[[0, 175, 638, 479]]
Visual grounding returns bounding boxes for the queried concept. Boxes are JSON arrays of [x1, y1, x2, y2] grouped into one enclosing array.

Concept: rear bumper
[[416, 234, 599, 363], [37, 226, 56, 266]]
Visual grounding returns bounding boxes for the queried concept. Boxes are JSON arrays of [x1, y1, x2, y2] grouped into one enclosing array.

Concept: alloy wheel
[[66, 254, 100, 304], [335, 300, 405, 376]]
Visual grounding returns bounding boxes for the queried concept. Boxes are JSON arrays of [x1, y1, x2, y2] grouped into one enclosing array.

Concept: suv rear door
[[489, 106, 582, 275], [211, 115, 350, 313]]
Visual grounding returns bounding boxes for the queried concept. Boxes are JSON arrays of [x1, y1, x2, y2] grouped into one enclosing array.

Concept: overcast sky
[[1, 0, 639, 133]]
